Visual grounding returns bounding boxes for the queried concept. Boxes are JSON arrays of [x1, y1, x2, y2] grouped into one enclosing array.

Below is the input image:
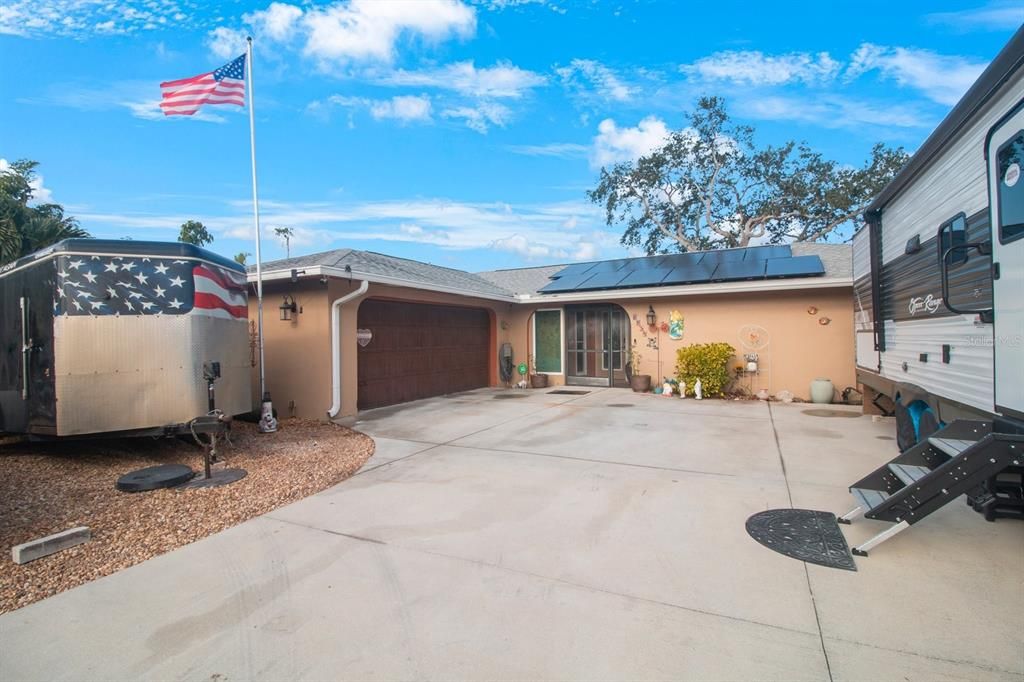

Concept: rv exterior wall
[[879, 69, 1024, 265]]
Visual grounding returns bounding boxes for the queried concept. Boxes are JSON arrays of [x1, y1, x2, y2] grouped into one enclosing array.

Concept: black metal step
[[888, 462, 932, 486], [928, 437, 979, 458], [851, 487, 891, 512]]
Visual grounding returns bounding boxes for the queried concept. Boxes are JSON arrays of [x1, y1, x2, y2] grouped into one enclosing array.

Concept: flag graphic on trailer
[[54, 256, 247, 320], [160, 54, 246, 116]]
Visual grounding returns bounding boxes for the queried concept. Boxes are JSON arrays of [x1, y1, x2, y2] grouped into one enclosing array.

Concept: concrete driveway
[[2, 388, 1021, 681]]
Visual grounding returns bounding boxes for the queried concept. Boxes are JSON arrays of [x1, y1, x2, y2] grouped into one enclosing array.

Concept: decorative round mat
[[116, 464, 194, 492], [746, 509, 857, 571]]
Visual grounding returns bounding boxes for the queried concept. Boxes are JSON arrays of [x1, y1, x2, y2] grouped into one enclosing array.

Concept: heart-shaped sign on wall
[[356, 328, 373, 347]]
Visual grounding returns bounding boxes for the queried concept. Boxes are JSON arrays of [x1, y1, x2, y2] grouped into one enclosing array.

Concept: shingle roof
[[256, 249, 515, 299], [476, 243, 852, 296], [257, 243, 852, 300]]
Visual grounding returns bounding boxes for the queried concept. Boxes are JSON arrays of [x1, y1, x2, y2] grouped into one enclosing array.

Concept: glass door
[[566, 305, 629, 387]]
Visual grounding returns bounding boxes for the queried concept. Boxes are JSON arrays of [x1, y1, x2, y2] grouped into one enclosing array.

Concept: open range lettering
[[908, 294, 942, 315]]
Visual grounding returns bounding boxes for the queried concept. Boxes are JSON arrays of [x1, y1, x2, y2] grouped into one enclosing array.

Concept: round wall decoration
[[356, 328, 373, 347], [738, 324, 770, 350]]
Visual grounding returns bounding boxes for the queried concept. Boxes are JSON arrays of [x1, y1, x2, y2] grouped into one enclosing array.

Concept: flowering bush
[[675, 342, 736, 397]]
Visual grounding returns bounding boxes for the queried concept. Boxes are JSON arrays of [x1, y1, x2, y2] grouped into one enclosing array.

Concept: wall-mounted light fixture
[[646, 305, 657, 327], [279, 294, 298, 321]]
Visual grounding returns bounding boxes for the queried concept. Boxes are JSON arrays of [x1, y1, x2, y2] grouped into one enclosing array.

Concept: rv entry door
[[987, 104, 1024, 418]]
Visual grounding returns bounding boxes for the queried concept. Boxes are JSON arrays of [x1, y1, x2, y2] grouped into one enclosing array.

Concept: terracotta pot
[[630, 375, 652, 392], [530, 374, 549, 388]]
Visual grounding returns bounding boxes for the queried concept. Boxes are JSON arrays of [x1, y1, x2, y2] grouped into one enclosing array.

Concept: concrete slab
[[357, 436, 436, 473], [0, 517, 829, 682], [269, 444, 820, 633]]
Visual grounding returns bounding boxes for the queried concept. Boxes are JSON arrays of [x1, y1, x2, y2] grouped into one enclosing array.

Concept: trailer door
[[988, 105, 1024, 418]]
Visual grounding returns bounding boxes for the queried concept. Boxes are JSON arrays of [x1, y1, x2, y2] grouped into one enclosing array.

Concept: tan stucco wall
[[251, 278, 855, 420], [510, 287, 855, 400], [250, 278, 513, 420]]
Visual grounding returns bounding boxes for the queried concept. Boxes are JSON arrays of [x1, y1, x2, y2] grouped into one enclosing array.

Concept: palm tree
[[0, 160, 89, 265], [274, 226, 295, 258]]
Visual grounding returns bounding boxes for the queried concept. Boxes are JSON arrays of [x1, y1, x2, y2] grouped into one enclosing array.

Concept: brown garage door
[[357, 299, 492, 409]]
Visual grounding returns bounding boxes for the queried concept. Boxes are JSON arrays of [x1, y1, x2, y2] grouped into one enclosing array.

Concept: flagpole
[[246, 36, 268, 408]]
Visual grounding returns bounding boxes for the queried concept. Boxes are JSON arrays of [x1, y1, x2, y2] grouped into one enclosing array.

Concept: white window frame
[[532, 308, 564, 375]]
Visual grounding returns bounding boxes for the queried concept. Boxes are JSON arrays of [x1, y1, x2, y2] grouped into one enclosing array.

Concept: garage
[[357, 299, 493, 410]]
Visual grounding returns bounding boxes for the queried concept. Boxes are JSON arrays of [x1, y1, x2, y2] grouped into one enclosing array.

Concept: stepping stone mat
[[115, 464, 195, 492], [745, 509, 857, 571]]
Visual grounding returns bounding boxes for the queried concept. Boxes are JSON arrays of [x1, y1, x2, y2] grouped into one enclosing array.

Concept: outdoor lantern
[[279, 294, 298, 321], [646, 305, 657, 328]]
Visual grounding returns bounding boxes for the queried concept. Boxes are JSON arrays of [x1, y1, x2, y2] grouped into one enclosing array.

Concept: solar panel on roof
[[658, 253, 704, 270], [661, 261, 718, 285], [586, 259, 633, 274], [549, 262, 597, 279], [742, 245, 791, 260], [712, 259, 767, 281], [618, 267, 673, 287], [538, 273, 597, 292], [701, 249, 747, 264], [575, 270, 630, 290], [764, 255, 825, 278]]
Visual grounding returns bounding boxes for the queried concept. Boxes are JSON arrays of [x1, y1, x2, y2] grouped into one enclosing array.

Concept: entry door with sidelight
[[566, 304, 629, 387]]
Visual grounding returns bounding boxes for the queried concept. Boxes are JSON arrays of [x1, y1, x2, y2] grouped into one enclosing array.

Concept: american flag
[[54, 256, 248, 320], [160, 55, 246, 116]]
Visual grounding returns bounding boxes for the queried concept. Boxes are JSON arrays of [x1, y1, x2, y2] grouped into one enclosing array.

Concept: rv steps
[[839, 419, 1024, 556]]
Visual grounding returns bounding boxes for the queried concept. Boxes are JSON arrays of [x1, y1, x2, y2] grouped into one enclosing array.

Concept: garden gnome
[[662, 380, 674, 397], [694, 379, 703, 400]]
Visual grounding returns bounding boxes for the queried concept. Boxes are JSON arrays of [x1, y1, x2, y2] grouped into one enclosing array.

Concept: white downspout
[[327, 279, 368, 419]]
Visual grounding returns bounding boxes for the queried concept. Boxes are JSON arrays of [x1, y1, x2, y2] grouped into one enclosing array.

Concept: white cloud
[[573, 240, 599, 260], [19, 82, 229, 124], [0, 158, 54, 204], [737, 94, 931, 130], [492, 233, 555, 259], [505, 142, 589, 158], [680, 50, 841, 86], [591, 116, 669, 168], [206, 26, 249, 60], [926, 2, 1024, 31], [322, 94, 433, 124], [0, 1, 198, 38], [247, 2, 303, 41], [369, 95, 433, 122], [442, 101, 511, 133], [377, 60, 547, 98], [556, 59, 636, 102], [302, 0, 476, 66], [846, 43, 987, 106]]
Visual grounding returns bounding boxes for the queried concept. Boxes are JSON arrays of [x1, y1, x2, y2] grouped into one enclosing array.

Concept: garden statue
[[662, 380, 674, 397], [694, 379, 703, 400], [679, 380, 686, 398]]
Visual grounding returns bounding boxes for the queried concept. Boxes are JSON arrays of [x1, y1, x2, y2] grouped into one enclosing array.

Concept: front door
[[987, 105, 1024, 419], [565, 304, 628, 387]]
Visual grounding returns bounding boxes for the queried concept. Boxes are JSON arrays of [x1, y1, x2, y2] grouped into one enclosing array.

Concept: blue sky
[[1, 1, 1022, 272]]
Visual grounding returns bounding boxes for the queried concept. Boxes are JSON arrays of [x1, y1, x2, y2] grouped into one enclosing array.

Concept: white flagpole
[[246, 36, 268, 405]]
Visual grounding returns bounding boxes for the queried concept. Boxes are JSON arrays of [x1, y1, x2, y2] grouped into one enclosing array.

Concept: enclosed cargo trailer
[[0, 239, 252, 437]]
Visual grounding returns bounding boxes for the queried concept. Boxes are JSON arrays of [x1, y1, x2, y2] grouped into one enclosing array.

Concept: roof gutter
[[327, 279, 368, 419], [249, 265, 517, 303], [516, 275, 852, 303]]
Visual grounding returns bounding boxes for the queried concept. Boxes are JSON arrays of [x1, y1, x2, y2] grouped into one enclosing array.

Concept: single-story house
[[247, 242, 854, 420]]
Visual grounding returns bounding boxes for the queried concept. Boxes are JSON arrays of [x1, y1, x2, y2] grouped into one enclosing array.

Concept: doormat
[[607, 403, 635, 408], [746, 509, 857, 571], [548, 390, 590, 395], [493, 394, 529, 399]]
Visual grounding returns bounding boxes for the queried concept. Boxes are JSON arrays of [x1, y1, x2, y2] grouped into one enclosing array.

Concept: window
[[996, 131, 1024, 243], [533, 309, 562, 374], [938, 213, 968, 268]]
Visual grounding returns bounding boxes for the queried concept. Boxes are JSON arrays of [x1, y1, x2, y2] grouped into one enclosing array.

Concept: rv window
[[938, 214, 968, 267], [996, 131, 1024, 243]]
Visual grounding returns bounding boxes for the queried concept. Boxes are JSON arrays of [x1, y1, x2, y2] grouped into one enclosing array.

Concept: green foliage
[[178, 220, 213, 246], [588, 96, 910, 253], [675, 342, 736, 398], [1, 159, 89, 265], [273, 226, 294, 258], [233, 251, 250, 265]]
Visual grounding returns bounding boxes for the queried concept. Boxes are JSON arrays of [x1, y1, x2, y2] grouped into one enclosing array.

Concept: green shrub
[[675, 342, 736, 397]]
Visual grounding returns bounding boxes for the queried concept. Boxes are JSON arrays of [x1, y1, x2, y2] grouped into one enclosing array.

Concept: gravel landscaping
[[0, 419, 374, 614]]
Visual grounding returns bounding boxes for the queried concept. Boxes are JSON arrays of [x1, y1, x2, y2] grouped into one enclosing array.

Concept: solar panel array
[[538, 245, 825, 294]]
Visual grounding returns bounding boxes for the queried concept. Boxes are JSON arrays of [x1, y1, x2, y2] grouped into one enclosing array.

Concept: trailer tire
[[895, 401, 916, 452]]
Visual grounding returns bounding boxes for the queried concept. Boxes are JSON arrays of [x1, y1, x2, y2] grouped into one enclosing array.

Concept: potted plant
[[628, 340, 651, 392], [528, 354, 549, 388]]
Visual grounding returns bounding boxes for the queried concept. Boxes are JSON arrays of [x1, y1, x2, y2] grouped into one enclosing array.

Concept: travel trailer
[[844, 27, 1024, 554], [0, 239, 252, 438]]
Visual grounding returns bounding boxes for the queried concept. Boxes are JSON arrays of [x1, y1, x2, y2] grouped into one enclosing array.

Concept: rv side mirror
[[938, 215, 969, 267]]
